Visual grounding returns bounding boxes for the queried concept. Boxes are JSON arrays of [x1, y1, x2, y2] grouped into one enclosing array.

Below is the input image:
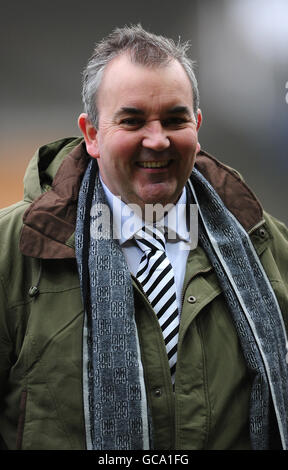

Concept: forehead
[[97, 53, 194, 112]]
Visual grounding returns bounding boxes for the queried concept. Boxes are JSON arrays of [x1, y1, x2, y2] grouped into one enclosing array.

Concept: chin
[[140, 184, 179, 205], [141, 194, 179, 208]]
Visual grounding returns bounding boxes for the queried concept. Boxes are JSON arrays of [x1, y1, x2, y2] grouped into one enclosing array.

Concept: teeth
[[138, 160, 169, 168]]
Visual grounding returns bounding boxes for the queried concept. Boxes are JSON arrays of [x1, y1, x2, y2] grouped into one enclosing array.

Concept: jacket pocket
[[16, 390, 27, 450]]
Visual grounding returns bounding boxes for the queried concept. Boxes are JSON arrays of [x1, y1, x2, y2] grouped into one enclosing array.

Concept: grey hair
[[82, 24, 200, 127]]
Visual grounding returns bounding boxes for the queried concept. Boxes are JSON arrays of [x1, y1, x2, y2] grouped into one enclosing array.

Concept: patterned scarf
[[75, 158, 288, 450], [75, 159, 150, 450], [189, 168, 288, 450]]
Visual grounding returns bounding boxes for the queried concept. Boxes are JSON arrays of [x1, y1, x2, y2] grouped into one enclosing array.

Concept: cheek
[[105, 132, 140, 160], [175, 132, 199, 160]]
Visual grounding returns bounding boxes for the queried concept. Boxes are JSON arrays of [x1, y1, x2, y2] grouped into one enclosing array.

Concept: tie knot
[[134, 225, 166, 253]]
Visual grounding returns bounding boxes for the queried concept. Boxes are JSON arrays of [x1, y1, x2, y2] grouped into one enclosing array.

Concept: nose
[[141, 120, 170, 151]]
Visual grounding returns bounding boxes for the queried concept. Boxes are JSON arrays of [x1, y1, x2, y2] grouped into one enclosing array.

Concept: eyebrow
[[114, 107, 145, 119], [167, 106, 192, 116]]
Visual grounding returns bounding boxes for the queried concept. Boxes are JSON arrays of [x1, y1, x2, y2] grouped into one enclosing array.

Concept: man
[[0, 25, 288, 451]]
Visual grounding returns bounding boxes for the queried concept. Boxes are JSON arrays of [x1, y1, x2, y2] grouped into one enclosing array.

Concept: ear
[[195, 109, 202, 154], [196, 108, 202, 131], [78, 113, 100, 158]]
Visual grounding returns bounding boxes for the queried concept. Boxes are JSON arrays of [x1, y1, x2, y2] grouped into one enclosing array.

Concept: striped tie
[[134, 225, 179, 382]]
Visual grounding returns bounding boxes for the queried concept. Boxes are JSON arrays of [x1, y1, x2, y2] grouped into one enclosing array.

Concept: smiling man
[[0, 25, 288, 451], [78, 52, 201, 210]]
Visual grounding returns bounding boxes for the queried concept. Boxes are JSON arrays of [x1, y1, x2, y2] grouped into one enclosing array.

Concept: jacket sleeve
[[0, 275, 13, 402], [0, 203, 30, 403]]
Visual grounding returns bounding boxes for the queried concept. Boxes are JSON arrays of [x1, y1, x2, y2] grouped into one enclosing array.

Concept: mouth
[[136, 160, 172, 169]]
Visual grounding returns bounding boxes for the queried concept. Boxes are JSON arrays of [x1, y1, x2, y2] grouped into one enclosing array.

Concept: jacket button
[[154, 388, 162, 397], [28, 286, 39, 297], [259, 228, 266, 238], [187, 295, 197, 304]]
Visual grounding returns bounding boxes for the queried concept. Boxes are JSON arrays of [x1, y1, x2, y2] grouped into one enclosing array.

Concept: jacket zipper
[[174, 267, 212, 385]]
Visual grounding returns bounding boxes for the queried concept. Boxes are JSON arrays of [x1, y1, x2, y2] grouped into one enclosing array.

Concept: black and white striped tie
[[135, 225, 179, 382]]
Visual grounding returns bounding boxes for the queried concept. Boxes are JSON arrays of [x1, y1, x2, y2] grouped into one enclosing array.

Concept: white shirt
[[100, 178, 195, 314]]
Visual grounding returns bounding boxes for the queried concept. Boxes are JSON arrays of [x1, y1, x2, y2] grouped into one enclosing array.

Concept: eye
[[162, 117, 189, 128], [120, 118, 144, 128]]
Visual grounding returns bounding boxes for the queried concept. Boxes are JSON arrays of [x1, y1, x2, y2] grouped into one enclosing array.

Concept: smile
[[137, 160, 171, 168]]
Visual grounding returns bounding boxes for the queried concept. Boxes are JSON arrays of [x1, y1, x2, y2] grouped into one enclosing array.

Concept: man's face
[[79, 53, 202, 211]]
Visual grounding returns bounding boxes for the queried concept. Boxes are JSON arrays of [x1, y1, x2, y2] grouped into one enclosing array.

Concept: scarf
[[75, 158, 288, 450]]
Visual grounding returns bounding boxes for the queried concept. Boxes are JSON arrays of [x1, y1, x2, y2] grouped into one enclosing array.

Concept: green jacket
[[0, 138, 288, 450]]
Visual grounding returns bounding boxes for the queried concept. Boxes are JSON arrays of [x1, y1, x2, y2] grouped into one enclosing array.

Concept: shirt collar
[[100, 175, 191, 246]]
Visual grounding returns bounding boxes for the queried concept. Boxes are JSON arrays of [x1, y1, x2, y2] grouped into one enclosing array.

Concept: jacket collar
[[20, 141, 264, 259]]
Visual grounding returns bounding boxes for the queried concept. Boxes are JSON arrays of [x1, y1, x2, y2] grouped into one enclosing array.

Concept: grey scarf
[[75, 158, 288, 450], [189, 168, 288, 450], [75, 159, 150, 450]]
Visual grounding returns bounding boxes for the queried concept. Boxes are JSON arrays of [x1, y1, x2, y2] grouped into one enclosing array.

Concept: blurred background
[[1, 0, 287, 223]]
